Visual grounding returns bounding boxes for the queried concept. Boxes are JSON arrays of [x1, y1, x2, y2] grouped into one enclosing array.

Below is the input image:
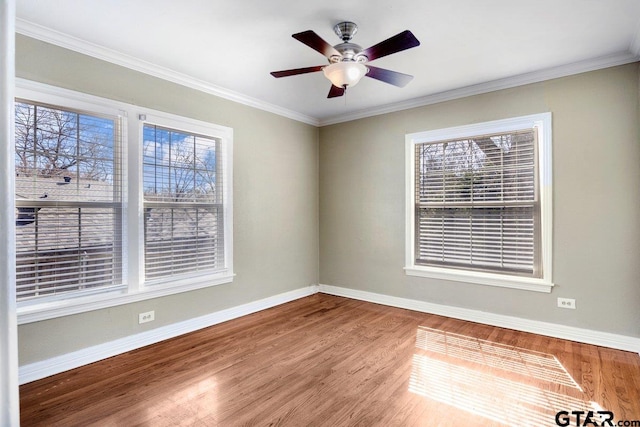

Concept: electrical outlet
[[557, 298, 576, 310], [138, 310, 155, 324]]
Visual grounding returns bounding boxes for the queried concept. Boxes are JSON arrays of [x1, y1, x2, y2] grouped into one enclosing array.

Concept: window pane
[[417, 206, 535, 275], [15, 206, 123, 300], [14, 102, 119, 203], [416, 130, 536, 204], [144, 206, 224, 280], [143, 125, 220, 203]]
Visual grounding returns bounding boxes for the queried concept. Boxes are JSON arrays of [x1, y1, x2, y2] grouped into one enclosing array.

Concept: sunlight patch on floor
[[410, 327, 607, 427], [144, 376, 218, 425], [415, 327, 582, 390]]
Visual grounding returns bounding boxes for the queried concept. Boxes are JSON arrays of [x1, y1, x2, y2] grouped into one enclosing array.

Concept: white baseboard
[[319, 284, 640, 354], [20, 282, 639, 385], [19, 285, 319, 385]]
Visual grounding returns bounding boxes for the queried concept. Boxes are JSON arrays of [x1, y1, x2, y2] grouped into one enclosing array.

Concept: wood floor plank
[[20, 294, 640, 426]]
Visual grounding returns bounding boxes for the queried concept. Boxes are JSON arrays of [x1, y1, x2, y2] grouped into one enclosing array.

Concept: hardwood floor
[[20, 294, 640, 426]]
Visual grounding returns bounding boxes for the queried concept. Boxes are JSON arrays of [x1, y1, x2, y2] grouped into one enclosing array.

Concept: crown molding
[[16, 19, 639, 129], [319, 51, 640, 126], [15, 19, 320, 127]]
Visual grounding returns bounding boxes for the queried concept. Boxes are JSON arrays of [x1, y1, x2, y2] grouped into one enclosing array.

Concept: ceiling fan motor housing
[[330, 42, 367, 63]]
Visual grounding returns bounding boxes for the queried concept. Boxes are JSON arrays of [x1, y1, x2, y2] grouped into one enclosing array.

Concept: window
[[142, 123, 226, 283], [405, 113, 553, 292], [14, 81, 233, 322], [14, 100, 124, 301]]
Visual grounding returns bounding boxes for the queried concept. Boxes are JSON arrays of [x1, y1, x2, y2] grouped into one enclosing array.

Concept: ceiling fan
[[270, 21, 420, 98]]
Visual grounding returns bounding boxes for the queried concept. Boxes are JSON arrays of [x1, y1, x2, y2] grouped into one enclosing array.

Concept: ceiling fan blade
[[361, 30, 420, 62], [293, 30, 341, 58], [270, 65, 325, 78], [328, 85, 345, 98], [365, 65, 414, 87]]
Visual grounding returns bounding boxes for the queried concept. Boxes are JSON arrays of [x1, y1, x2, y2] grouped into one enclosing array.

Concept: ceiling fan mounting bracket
[[333, 21, 358, 42]]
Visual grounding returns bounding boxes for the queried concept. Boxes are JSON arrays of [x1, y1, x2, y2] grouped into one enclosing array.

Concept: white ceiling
[[15, 0, 640, 126]]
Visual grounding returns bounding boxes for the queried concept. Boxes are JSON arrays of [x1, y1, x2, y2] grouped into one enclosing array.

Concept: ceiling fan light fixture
[[323, 62, 368, 88]]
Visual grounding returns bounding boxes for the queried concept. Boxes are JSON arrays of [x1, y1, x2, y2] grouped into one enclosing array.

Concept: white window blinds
[[414, 129, 540, 277], [14, 100, 123, 301], [143, 124, 225, 282]]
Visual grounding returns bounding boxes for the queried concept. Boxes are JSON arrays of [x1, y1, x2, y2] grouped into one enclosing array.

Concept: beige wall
[[15, 34, 640, 367], [16, 35, 320, 364], [319, 63, 640, 337]]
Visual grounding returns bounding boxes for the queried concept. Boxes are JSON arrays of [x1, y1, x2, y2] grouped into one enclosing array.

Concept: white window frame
[[405, 113, 553, 293], [15, 80, 234, 323]]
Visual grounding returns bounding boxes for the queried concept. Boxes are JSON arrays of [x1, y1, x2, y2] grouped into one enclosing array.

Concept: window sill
[[17, 271, 235, 325], [404, 266, 553, 293]]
